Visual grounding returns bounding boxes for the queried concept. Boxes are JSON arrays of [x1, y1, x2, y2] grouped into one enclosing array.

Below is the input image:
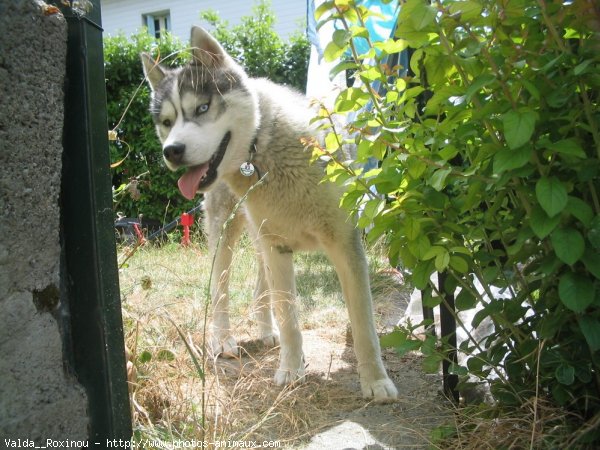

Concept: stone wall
[[0, 0, 89, 443]]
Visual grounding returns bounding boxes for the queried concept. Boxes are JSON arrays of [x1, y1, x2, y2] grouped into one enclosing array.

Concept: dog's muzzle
[[163, 142, 185, 165], [177, 131, 231, 199]]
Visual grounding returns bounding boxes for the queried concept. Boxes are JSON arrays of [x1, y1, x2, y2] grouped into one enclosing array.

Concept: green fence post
[[59, 0, 132, 445]]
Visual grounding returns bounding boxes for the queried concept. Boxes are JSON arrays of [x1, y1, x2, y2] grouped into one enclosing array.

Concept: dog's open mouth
[[177, 131, 231, 199]]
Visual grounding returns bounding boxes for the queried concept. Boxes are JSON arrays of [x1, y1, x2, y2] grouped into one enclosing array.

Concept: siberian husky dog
[[141, 26, 397, 401]]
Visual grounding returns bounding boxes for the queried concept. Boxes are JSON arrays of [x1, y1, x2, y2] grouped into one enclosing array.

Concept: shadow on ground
[[211, 318, 450, 449]]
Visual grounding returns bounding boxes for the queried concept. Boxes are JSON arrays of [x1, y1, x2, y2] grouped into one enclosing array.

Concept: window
[[142, 11, 170, 38]]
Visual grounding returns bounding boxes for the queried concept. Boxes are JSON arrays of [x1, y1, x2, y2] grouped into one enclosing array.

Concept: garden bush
[[314, 0, 600, 444], [105, 32, 191, 221], [104, 0, 310, 221]]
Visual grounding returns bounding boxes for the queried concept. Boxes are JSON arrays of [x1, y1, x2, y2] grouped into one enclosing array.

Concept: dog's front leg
[[261, 244, 304, 385], [324, 230, 398, 401], [205, 188, 244, 357], [209, 237, 238, 357]]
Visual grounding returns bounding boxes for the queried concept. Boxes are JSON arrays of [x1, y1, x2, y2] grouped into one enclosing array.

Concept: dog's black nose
[[163, 142, 185, 164]]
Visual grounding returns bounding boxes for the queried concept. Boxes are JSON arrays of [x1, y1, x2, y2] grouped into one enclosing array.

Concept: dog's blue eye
[[196, 103, 209, 115], [162, 119, 171, 127]]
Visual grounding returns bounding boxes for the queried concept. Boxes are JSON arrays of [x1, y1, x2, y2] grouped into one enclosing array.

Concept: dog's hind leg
[[323, 228, 398, 401], [204, 184, 244, 357], [252, 255, 279, 348], [260, 243, 304, 385]]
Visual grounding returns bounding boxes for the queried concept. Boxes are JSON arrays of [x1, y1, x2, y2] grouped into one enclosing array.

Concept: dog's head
[[141, 27, 258, 199]]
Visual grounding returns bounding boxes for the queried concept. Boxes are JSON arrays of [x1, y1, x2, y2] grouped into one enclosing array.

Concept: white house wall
[[100, 0, 307, 41]]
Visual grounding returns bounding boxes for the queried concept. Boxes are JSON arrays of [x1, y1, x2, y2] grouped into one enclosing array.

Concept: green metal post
[[59, 0, 132, 445]]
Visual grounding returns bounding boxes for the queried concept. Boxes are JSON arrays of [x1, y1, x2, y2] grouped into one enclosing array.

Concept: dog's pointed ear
[[141, 52, 166, 91], [190, 26, 229, 69]]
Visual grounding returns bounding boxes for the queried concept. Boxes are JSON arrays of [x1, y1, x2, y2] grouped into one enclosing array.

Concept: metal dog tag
[[240, 162, 255, 177]]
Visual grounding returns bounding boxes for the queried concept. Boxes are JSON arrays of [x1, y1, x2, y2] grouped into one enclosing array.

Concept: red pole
[[180, 212, 193, 246]]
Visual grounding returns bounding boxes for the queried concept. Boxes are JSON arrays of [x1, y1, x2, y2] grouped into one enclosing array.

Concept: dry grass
[[117, 235, 451, 448], [436, 396, 594, 450], [118, 235, 590, 449]]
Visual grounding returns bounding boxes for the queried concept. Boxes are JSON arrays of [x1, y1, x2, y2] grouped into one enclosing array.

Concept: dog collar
[[240, 135, 262, 180]]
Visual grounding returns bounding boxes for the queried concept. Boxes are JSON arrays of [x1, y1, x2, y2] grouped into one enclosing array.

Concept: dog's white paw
[[209, 333, 239, 358], [274, 354, 305, 386], [361, 377, 398, 402], [260, 333, 280, 348]]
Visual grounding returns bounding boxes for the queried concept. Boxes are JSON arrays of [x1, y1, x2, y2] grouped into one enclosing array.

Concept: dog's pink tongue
[[177, 164, 209, 200]]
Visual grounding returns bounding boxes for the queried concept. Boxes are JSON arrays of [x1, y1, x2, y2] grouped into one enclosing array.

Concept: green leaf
[[424, 52, 455, 85], [522, 79, 540, 100], [558, 271, 595, 312], [429, 167, 452, 191], [589, 215, 600, 249], [551, 228, 585, 265], [412, 260, 435, 290], [449, 255, 469, 274], [423, 353, 443, 373], [439, 145, 458, 161], [314, 0, 335, 20], [578, 316, 600, 352], [380, 329, 406, 347], [424, 85, 463, 114], [362, 198, 385, 220], [374, 38, 409, 54], [482, 266, 500, 284], [403, 0, 437, 31], [359, 66, 385, 82], [473, 300, 502, 328], [530, 205, 561, 239], [493, 145, 532, 174], [394, 339, 423, 356], [582, 248, 600, 279], [138, 350, 152, 363], [448, 1, 484, 21], [435, 250, 450, 272], [456, 288, 477, 311], [380, 330, 422, 355], [576, 365, 593, 383], [404, 217, 421, 241], [539, 313, 566, 339], [329, 60, 359, 80], [555, 364, 575, 385], [335, 87, 369, 112], [325, 132, 340, 152], [349, 25, 369, 39], [423, 291, 442, 307], [502, 109, 536, 150], [448, 363, 469, 376], [467, 356, 486, 374], [406, 157, 427, 179], [332, 29, 351, 47], [395, 28, 433, 48], [546, 138, 586, 158], [552, 384, 571, 406], [536, 176, 568, 218], [156, 349, 175, 361], [574, 59, 593, 76], [408, 234, 432, 259], [323, 40, 346, 63], [565, 196, 594, 227], [423, 245, 446, 261], [450, 246, 471, 255], [464, 73, 495, 102]]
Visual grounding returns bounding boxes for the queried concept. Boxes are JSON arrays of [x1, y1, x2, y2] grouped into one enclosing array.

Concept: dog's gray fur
[[141, 26, 397, 400]]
